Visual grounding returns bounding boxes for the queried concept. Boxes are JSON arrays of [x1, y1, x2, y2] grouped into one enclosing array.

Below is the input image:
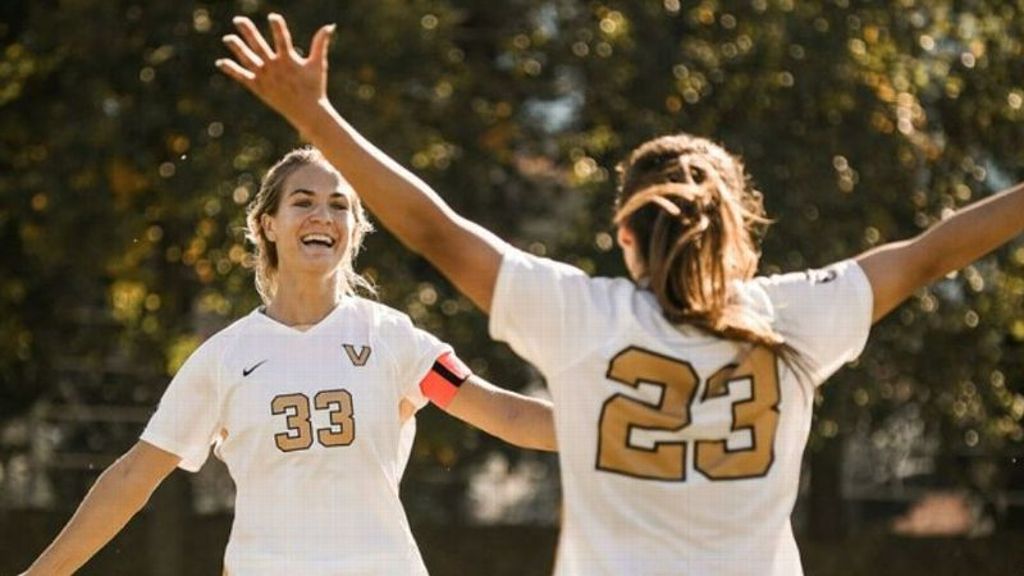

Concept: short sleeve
[[140, 340, 224, 472], [488, 248, 620, 375], [753, 260, 874, 384], [379, 312, 452, 409]]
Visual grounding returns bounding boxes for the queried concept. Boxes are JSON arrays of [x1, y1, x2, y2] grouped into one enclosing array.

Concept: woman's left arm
[[217, 14, 508, 313], [857, 181, 1024, 323], [442, 376, 557, 452]]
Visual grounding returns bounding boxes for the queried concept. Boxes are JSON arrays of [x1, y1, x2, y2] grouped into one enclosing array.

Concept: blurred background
[[2, 0, 1024, 574]]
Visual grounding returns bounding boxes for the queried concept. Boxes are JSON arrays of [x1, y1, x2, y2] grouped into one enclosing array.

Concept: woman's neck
[[265, 275, 343, 327]]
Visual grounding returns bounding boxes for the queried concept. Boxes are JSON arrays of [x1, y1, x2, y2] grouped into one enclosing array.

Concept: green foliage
[[1, 0, 1022, 506]]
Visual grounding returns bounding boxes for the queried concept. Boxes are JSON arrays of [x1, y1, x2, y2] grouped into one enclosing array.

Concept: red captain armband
[[420, 351, 472, 409]]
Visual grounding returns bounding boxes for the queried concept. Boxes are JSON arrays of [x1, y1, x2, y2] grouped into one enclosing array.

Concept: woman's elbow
[[102, 450, 166, 505], [519, 401, 558, 452]]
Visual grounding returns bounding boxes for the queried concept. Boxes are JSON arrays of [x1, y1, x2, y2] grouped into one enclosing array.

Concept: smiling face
[[260, 163, 355, 281], [246, 147, 374, 304]]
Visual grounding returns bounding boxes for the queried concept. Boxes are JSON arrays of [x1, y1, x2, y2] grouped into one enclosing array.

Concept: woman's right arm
[[21, 441, 180, 576], [218, 14, 508, 312]]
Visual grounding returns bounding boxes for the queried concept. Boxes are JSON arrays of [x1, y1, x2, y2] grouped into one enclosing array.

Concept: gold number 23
[[271, 389, 355, 452], [597, 346, 780, 481]]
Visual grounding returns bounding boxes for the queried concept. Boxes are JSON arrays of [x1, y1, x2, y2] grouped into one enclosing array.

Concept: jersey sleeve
[[380, 312, 454, 409], [753, 259, 874, 384], [140, 339, 225, 472], [488, 247, 619, 376]]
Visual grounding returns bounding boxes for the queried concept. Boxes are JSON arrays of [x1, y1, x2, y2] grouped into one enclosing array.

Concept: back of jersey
[[489, 249, 872, 576]]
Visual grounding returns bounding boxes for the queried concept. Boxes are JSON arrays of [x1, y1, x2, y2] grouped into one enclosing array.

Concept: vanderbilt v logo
[[343, 344, 372, 367]]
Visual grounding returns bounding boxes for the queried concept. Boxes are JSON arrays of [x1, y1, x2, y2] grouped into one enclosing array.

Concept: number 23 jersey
[[141, 297, 447, 576], [489, 248, 873, 576]]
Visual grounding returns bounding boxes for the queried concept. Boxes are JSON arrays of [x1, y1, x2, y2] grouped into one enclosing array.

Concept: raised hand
[[216, 12, 508, 312], [216, 13, 334, 127]]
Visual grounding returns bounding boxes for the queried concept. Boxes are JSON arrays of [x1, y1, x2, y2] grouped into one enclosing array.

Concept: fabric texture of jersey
[[489, 248, 873, 576], [141, 297, 448, 576]]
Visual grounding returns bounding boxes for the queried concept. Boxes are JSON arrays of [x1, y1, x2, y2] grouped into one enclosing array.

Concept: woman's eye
[[332, 204, 349, 211]]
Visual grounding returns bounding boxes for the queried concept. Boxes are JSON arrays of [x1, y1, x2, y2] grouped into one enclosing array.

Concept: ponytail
[[615, 134, 790, 358]]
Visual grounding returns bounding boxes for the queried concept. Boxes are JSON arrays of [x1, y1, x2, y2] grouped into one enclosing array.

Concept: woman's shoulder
[[739, 260, 872, 333], [343, 296, 417, 330], [732, 278, 776, 321], [190, 308, 266, 357], [345, 295, 397, 315]]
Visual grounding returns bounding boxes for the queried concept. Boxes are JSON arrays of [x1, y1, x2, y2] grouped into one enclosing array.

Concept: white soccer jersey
[[489, 248, 873, 576], [141, 297, 449, 576]]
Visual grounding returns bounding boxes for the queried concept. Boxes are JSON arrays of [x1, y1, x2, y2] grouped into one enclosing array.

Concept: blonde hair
[[245, 147, 375, 303], [614, 133, 788, 355]]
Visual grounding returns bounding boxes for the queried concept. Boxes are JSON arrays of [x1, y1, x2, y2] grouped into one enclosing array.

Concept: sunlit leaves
[[1, 0, 1023, 503], [0, 43, 40, 105]]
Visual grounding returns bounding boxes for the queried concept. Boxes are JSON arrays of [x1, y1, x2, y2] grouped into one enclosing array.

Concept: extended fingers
[[267, 13, 295, 57], [232, 16, 275, 61], [308, 24, 336, 65], [222, 34, 264, 70], [215, 58, 256, 86]]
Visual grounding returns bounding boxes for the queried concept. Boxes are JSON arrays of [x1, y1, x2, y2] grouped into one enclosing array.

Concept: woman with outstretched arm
[[218, 14, 1024, 575], [20, 145, 555, 576]]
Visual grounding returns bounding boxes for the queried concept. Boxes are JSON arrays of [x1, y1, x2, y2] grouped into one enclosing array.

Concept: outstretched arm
[[857, 182, 1024, 323], [217, 14, 507, 312], [443, 375, 557, 452], [20, 441, 180, 576]]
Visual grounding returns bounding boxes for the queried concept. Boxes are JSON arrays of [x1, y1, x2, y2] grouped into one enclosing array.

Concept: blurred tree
[[537, 0, 1024, 535], [0, 0, 1021, 533]]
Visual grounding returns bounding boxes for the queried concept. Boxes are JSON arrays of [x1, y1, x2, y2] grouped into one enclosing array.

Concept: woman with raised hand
[[217, 13, 1024, 575], [20, 146, 555, 576]]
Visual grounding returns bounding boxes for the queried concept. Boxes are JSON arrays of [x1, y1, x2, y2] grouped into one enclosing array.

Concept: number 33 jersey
[[141, 297, 449, 576], [489, 248, 873, 576]]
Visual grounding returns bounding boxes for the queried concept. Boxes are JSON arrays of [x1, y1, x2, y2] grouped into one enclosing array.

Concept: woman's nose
[[309, 203, 330, 221]]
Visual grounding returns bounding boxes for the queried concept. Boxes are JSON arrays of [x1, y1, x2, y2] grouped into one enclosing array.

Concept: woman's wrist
[[291, 98, 337, 143]]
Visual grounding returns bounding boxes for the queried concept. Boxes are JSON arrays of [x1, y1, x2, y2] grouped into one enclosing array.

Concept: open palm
[[216, 14, 334, 124]]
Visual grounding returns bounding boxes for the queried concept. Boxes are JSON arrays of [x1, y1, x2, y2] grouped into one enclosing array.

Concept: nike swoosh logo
[[242, 359, 268, 377]]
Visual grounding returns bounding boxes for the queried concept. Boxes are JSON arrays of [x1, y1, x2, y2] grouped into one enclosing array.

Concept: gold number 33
[[597, 346, 780, 481], [271, 389, 356, 452]]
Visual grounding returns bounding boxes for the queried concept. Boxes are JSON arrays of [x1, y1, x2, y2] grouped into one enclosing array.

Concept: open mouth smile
[[301, 233, 336, 248]]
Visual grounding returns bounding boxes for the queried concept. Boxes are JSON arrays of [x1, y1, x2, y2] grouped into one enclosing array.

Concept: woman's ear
[[261, 213, 277, 243], [616, 225, 635, 250], [617, 226, 647, 281]]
